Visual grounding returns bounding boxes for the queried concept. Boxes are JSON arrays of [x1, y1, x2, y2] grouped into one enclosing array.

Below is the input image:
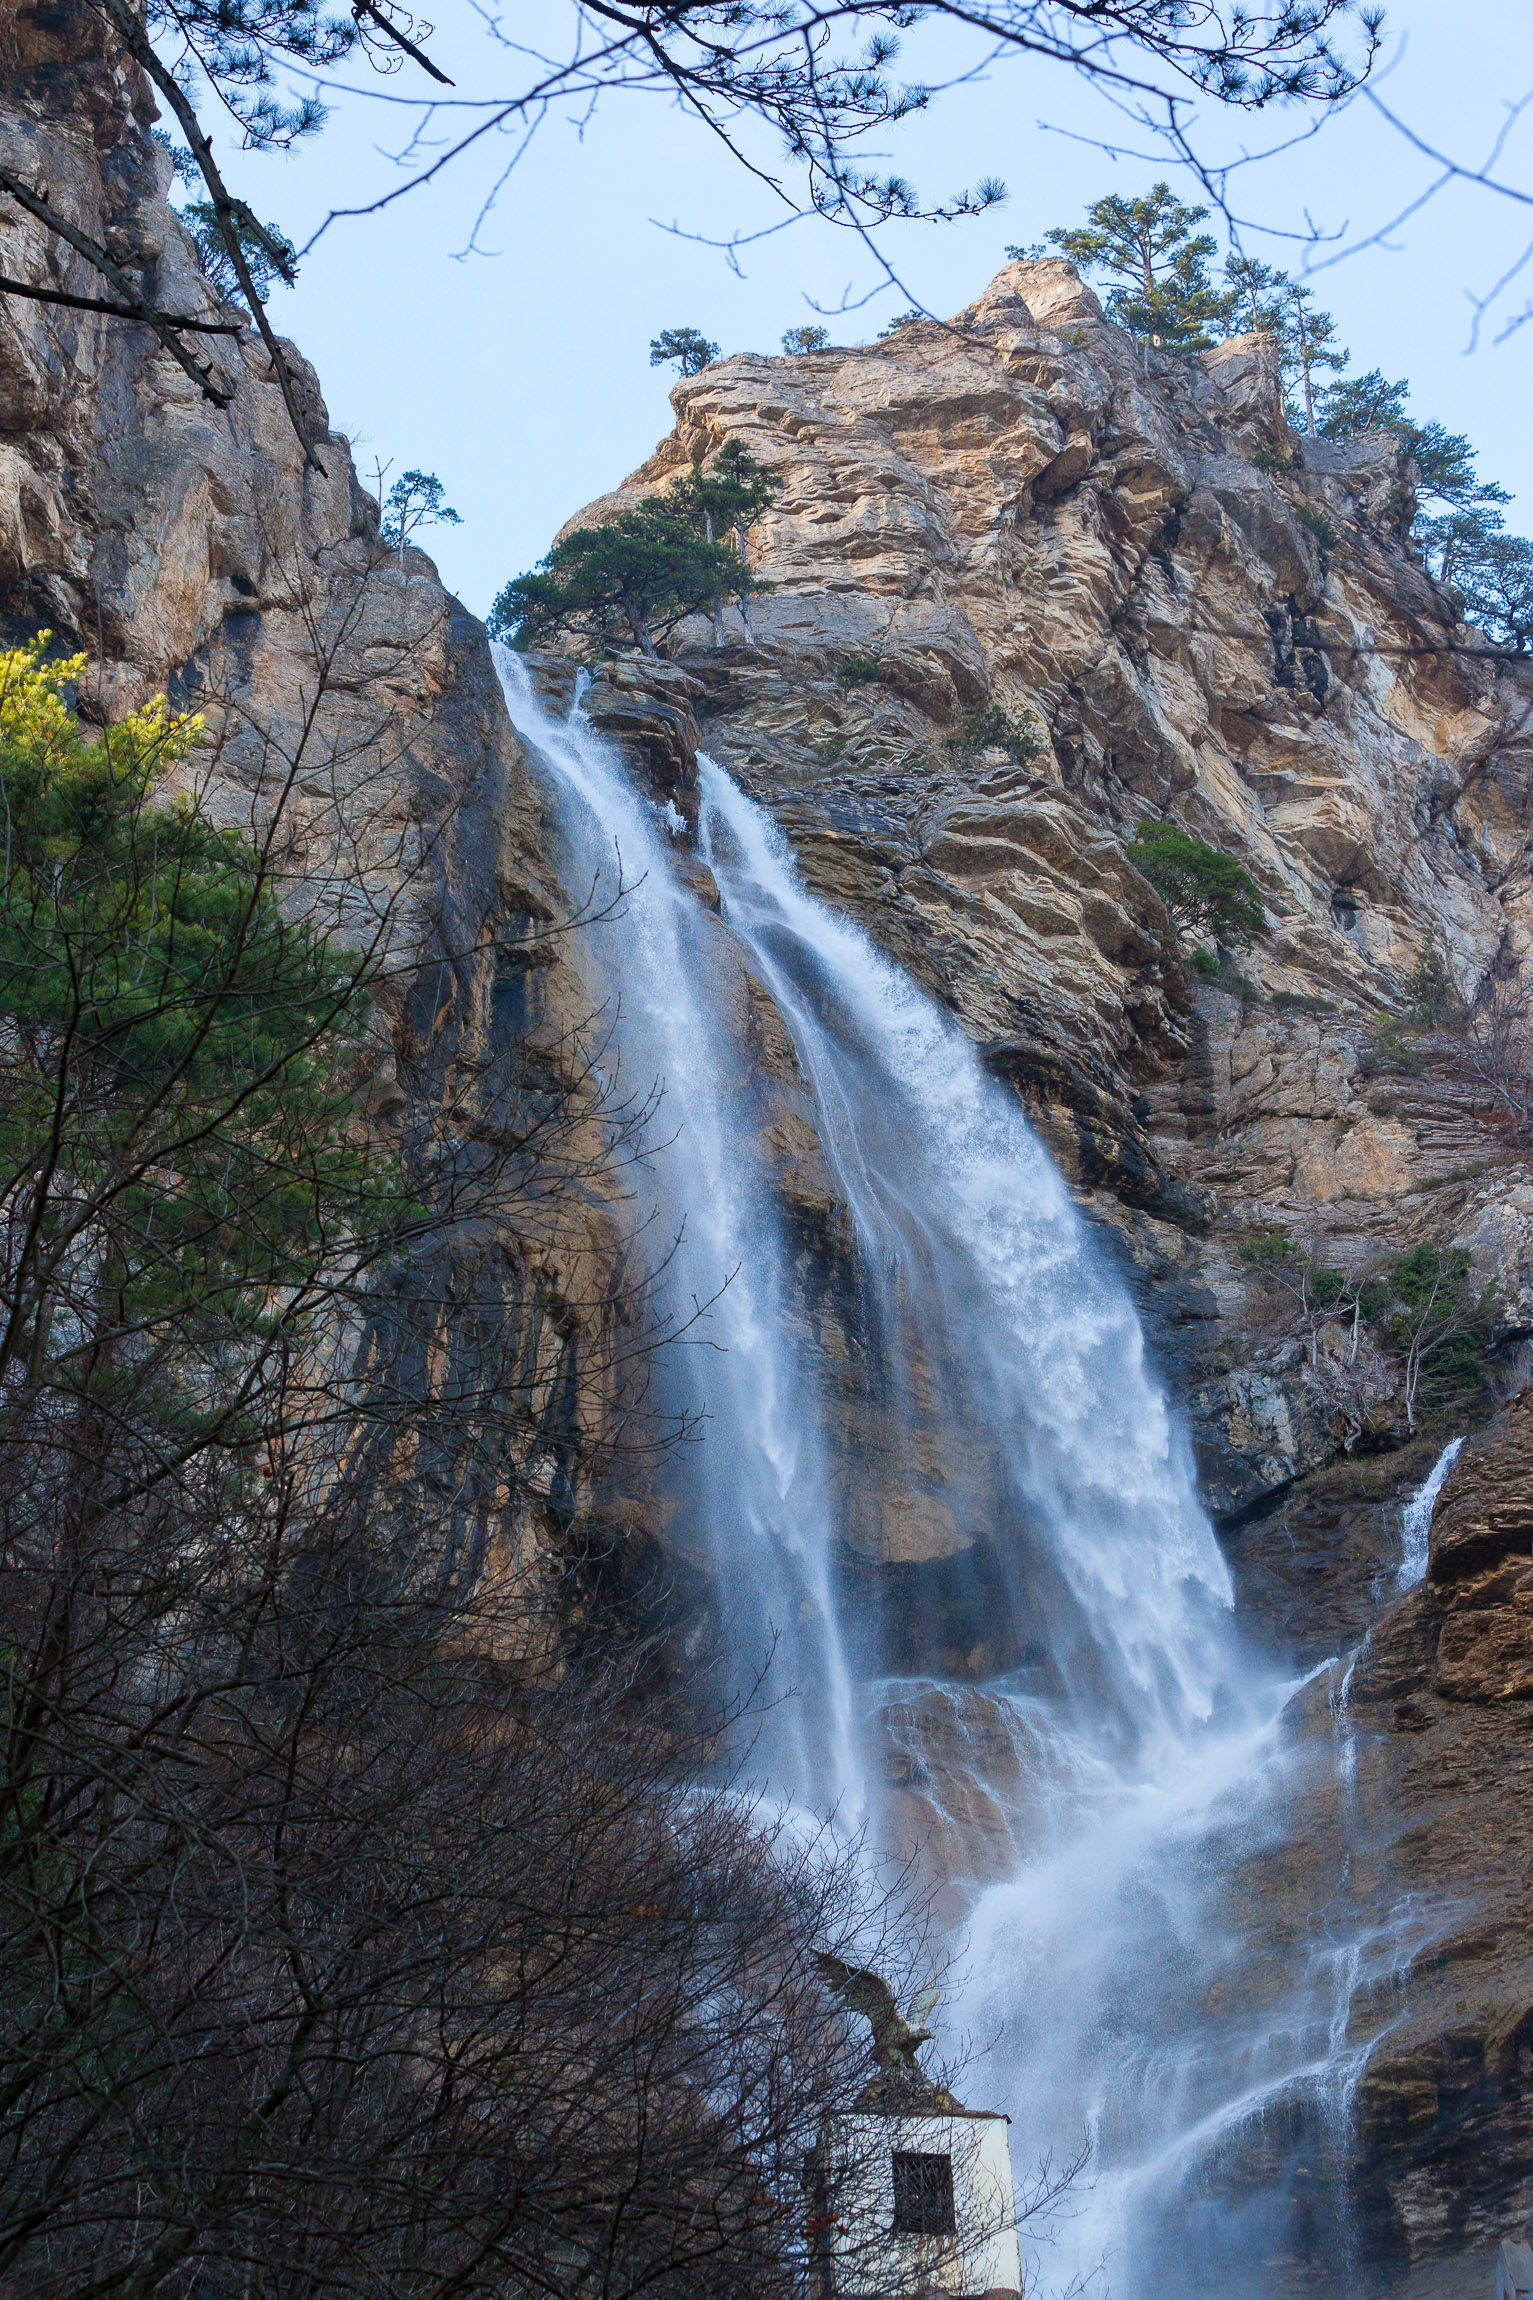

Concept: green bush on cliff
[[1370, 1244, 1493, 1430], [1128, 824, 1265, 947], [1406, 934, 1458, 1026], [492, 446, 779, 656], [948, 703, 1042, 768]]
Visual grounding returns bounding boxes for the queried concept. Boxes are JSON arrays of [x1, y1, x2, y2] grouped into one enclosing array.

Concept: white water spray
[[495, 652, 1426, 2299], [494, 649, 862, 1817]]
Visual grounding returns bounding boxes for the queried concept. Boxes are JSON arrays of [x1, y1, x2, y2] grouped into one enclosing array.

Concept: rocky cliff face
[[0, 1, 631, 1624], [568, 263, 1533, 1550]]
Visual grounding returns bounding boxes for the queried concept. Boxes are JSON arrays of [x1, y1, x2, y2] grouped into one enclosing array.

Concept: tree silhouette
[[650, 327, 720, 377]]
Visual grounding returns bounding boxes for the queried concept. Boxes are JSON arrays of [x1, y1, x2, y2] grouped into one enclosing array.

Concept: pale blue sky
[[222, 1, 1533, 615]]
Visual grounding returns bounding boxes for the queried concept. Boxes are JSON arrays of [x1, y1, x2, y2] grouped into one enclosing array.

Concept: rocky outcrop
[[566, 262, 1533, 1531]]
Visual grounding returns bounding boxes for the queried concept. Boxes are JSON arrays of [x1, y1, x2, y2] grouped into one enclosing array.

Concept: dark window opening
[[891, 2150, 956, 2236]]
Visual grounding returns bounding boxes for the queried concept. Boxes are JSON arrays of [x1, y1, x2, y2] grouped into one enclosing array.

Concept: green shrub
[[1368, 1244, 1493, 1427], [837, 653, 883, 686], [1238, 1230, 1298, 1268], [1191, 944, 1220, 979], [1271, 989, 1335, 1014], [1295, 502, 1339, 550], [1367, 1020, 1426, 1075], [948, 704, 1043, 767], [1406, 933, 1457, 1025]]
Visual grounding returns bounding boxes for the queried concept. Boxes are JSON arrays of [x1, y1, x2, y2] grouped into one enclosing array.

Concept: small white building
[[808, 1956, 1023, 2300], [808, 2101, 1024, 2300], [1498, 2240, 1533, 2300]]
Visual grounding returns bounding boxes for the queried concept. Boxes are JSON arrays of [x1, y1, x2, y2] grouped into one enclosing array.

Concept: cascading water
[[494, 651, 1425, 2298], [1396, 1436, 1465, 1590], [494, 649, 861, 1818]]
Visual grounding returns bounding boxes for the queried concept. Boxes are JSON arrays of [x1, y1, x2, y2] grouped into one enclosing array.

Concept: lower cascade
[[495, 651, 1440, 2298]]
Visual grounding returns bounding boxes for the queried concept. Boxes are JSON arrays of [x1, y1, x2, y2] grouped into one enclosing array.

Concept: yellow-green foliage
[[0, 636, 398, 1403]]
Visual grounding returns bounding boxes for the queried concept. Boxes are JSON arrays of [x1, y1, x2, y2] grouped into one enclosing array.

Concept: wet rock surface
[[1219, 1392, 1533, 2291]]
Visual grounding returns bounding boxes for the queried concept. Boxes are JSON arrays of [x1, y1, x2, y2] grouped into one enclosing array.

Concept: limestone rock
[[581, 655, 703, 820], [564, 257, 1533, 1515]]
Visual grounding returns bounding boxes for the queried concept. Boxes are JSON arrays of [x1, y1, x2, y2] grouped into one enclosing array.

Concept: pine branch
[[351, 0, 455, 86]]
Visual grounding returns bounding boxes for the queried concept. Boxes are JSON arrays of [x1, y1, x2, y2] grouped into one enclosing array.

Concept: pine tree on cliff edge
[[489, 487, 756, 657], [1029, 183, 1234, 359], [673, 443, 781, 647]]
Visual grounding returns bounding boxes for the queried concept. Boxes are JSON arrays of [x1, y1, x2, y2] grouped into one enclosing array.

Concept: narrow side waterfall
[[1396, 1436, 1464, 1590], [495, 653, 1422, 2300]]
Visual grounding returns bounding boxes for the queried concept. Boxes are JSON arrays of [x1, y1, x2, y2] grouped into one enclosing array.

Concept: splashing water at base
[[495, 653, 1434, 2299], [1396, 1436, 1465, 1590]]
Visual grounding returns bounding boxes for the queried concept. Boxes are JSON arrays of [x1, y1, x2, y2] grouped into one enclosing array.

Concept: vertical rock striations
[[0, 0, 629, 1617]]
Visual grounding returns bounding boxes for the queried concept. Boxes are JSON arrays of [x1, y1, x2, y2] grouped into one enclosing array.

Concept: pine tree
[[675, 443, 781, 645], [489, 490, 746, 657], [378, 469, 461, 573], [179, 197, 297, 304], [1458, 533, 1533, 653], [1417, 505, 1506, 588], [1128, 824, 1265, 946], [1222, 252, 1288, 337], [1048, 184, 1233, 357], [1318, 368, 1411, 437], [1402, 422, 1512, 518], [1278, 283, 1348, 435], [782, 325, 830, 353], [649, 327, 720, 377]]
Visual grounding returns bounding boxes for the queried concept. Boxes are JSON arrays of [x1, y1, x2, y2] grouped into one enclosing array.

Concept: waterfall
[[695, 759, 1235, 1755], [494, 652, 1420, 2299], [1396, 1435, 1465, 1590], [494, 649, 861, 1818]]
